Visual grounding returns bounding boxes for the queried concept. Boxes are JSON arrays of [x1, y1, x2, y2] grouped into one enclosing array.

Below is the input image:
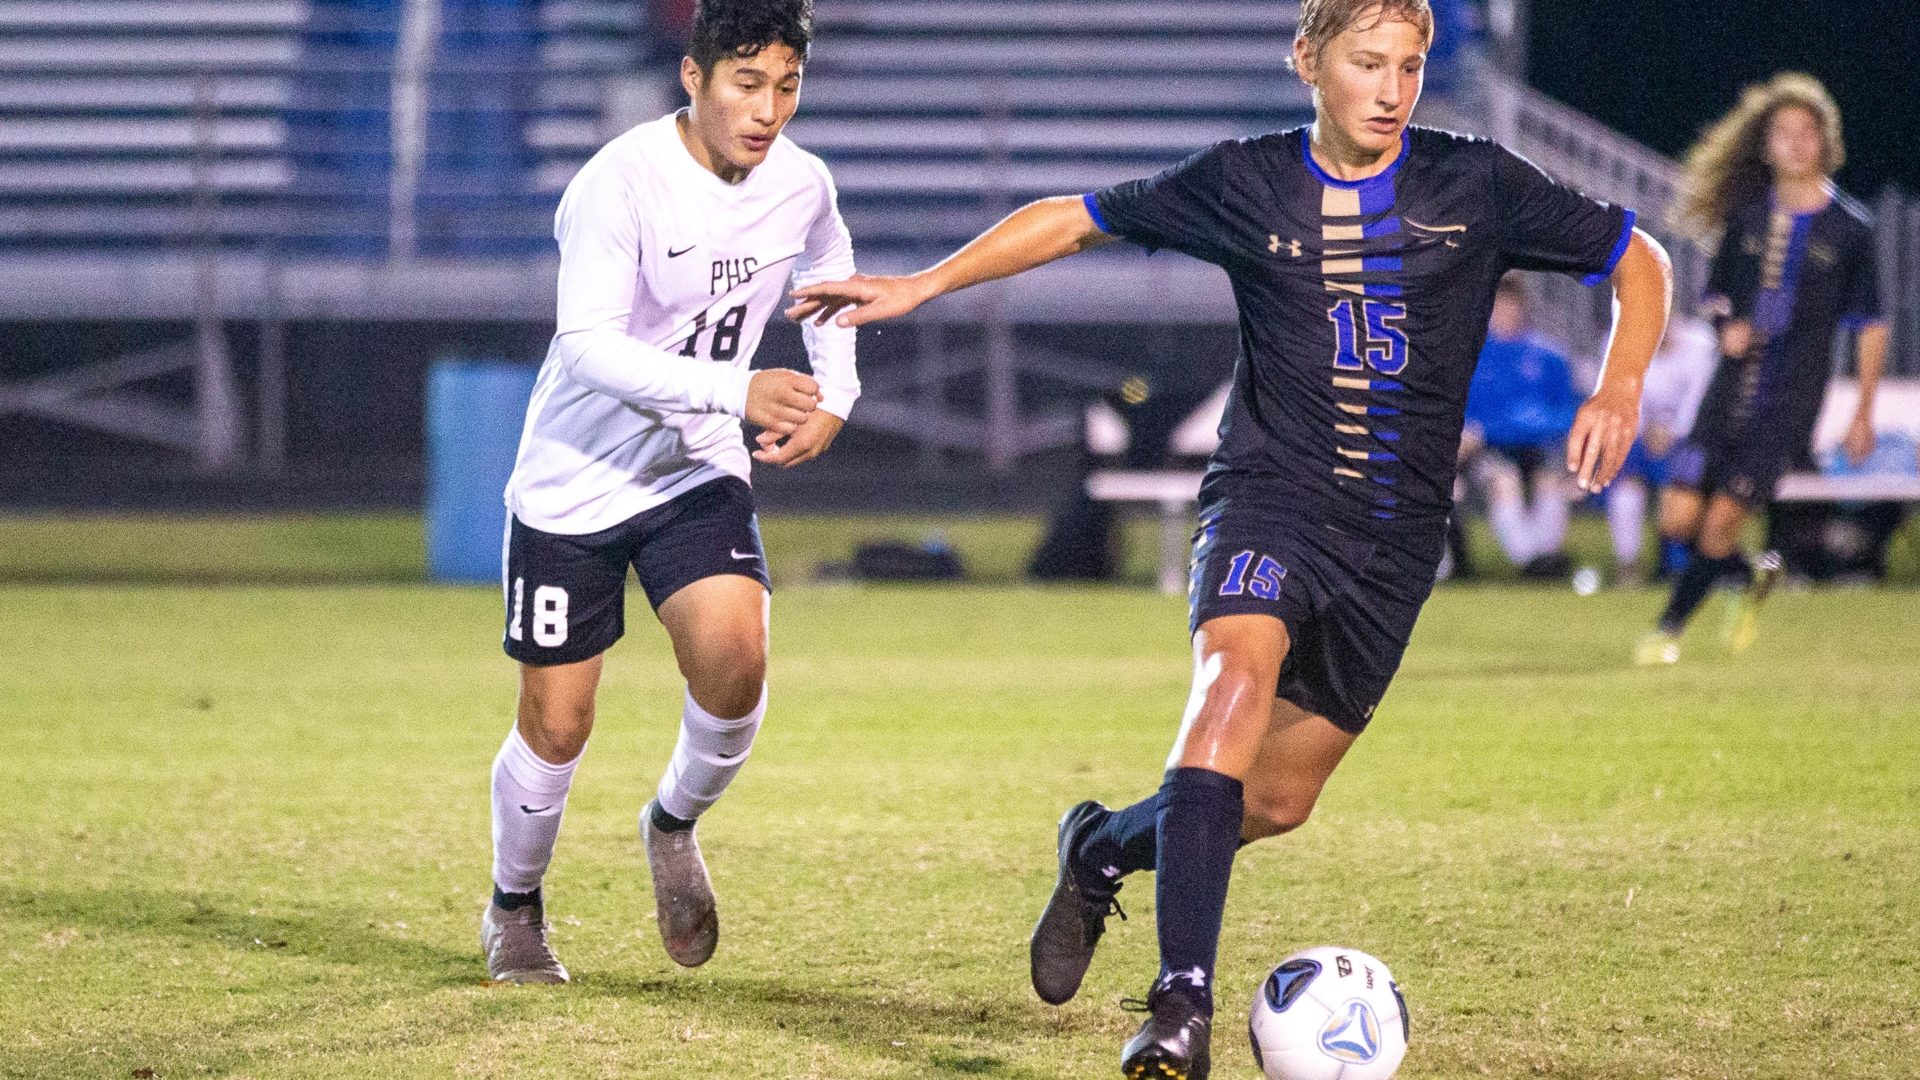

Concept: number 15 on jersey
[[1328, 298, 1409, 376]]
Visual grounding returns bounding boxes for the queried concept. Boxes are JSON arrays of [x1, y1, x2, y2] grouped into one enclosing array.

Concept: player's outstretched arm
[[1567, 228, 1673, 493], [786, 195, 1113, 329]]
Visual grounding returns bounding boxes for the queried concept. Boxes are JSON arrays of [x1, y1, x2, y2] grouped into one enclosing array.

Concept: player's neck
[[1772, 177, 1830, 215], [1307, 122, 1399, 182], [676, 110, 752, 185]]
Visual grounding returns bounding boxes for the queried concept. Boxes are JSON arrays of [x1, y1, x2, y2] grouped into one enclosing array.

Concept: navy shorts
[[501, 477, 770, 667], [1664, 434, 1790, 506], [1188, 509, 1439, 735]]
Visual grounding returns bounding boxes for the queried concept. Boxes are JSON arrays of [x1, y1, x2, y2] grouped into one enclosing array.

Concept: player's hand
[[753, 409, 843, 468], [1719, 318, 1755, 360], [1567, 388, 1640, 494], [745, 369, 821, 437], [1844, 411, 1876, 466], [786, 273, 938, 329]]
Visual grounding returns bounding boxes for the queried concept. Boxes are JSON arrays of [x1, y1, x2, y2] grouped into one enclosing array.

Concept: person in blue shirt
[[1460, 274, 1581, 577]]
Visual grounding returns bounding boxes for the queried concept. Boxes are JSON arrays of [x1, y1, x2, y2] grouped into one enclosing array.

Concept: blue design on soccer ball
[[1318, 999, 1381, 1063], [1263, 959, 1321, 1012]]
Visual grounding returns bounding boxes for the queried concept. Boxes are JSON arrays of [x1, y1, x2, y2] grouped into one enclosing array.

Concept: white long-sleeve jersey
[[505, 112, 859, 535]]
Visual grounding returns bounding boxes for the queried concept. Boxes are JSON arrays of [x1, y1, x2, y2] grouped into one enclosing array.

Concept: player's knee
[[1194, 663, 1264, 722], [518, 686, 595, 759], [679, 630, 767, 719], [1242, 792, 1315, 841], [1697, 519, 1741, 558], [1658, 504, 1699, 542]]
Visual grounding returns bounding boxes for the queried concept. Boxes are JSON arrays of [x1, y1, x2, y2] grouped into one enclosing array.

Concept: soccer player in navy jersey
[[1637, 73, 1887, 665], [790, 2, 1671, 1076]]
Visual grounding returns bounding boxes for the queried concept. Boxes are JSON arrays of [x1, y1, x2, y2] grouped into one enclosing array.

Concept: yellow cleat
[[1723, 551, 1784, 654], [1635, 630, 1681, 667]]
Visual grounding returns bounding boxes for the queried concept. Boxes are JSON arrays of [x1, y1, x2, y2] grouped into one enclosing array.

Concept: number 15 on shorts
[[507, 577, 570, 648], [1219, 551, 1287, 599]]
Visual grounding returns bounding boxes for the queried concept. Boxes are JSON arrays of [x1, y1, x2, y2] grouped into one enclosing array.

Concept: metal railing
[[1465, 66, 1916, 375]]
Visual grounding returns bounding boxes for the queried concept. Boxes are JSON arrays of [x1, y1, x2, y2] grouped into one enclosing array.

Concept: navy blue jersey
[[1089, 127, 1634, 544], [1695, 193, 1882, 451]]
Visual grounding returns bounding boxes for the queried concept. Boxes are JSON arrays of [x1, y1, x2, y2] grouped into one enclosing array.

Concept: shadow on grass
[[573, 971, 1098, 1078], [3, 885, 474, 986], [9, 887, 1104, 1077]]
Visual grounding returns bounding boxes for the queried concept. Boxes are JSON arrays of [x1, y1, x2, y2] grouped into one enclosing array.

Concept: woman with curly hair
[[1637, 72, 1888, 665]]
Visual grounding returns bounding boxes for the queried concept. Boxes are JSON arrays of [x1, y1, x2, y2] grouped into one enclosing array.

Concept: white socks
[[1607, 479, 1649, 567], [490, 727, 583, 894], [656, 685, 766, 823], [1484, 464, 1570, 565], [491, 684, 763, 893]]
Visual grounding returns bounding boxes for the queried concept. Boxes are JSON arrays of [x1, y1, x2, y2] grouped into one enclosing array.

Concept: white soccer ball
[[1248, 946, 1409, 1080]]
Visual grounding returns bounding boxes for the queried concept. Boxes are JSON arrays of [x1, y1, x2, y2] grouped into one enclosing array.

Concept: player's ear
[[1292, 38, 1318, 85], [680, 55, 704, 100]]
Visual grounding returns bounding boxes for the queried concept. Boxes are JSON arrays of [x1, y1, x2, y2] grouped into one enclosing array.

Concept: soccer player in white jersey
[[481, 0, 858, 983]]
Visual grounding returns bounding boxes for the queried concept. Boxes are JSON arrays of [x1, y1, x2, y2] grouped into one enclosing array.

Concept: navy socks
[[1660, 549, 1744, 633], [1151, 766, 1245, 1014], [1077, 790, 1165, 890]]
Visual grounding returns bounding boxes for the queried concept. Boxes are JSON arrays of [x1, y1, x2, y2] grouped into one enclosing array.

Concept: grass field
[[3, 519, 1917, 1078]]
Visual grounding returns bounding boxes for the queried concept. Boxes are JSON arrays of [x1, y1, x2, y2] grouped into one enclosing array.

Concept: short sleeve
[[1492, 145, 1635, 286], [1089, 142, 1239, 266], [1839, 225, 1884, 331]]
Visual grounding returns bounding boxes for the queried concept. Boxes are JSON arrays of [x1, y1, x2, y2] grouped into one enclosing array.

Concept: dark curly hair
[[688, 0, 814, 74]]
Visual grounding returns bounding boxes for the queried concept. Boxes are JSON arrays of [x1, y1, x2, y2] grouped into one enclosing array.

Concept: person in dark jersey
[[789, 2, 1672, 1076], [1637, 72, 1887, 666]]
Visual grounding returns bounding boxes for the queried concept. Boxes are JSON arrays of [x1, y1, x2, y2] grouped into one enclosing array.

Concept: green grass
[[1, 509, 1913, 587], [3, 571, 1916, 1078]]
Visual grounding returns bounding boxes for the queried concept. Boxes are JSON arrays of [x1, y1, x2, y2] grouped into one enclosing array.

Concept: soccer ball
[[1247, 946, 1409, 1080]]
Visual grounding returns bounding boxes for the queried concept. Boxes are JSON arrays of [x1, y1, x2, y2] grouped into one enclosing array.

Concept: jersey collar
[[1301, 127, 1411, 190]]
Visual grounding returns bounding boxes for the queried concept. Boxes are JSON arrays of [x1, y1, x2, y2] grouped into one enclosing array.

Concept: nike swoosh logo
[[668, 245, 696, 258], [730, 549, 758, 561], [520, 804, 554, 815]]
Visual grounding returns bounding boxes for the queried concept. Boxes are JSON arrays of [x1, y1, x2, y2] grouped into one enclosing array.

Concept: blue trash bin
[[425, 359, 538, 583]]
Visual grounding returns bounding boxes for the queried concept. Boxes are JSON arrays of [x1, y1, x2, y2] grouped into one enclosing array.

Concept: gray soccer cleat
[[481, 898, 570, 984], [641, 801, 719, 967], [1030, 800, 1127, 1006]]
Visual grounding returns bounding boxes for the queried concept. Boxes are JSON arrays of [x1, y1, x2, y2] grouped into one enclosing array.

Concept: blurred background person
[[1605, 315, 1717, 585], [1639, 72, 1887, 664], [1457, 274, 1581, 580]]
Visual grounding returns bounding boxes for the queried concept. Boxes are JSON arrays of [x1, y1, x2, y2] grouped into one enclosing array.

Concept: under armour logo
[[1168, 966, 1209, 988], [1269, 234, 1301, 258]]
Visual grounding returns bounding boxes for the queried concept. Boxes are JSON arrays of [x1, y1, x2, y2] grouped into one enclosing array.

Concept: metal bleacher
[[795, 1, 1311, 255], [0, 0, 635, 260], [0, 0, 1317, 473], [0, 1, 302, 248]]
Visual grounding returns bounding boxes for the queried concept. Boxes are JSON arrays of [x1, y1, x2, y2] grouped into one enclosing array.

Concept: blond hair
[[1673, 72, 1845, 235], [1288, 0, 1435, 71]]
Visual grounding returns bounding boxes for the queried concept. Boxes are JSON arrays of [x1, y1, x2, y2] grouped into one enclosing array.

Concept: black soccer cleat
[[1030, 800, 1126, 1005], [1120, 988, 1212, 1080]]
